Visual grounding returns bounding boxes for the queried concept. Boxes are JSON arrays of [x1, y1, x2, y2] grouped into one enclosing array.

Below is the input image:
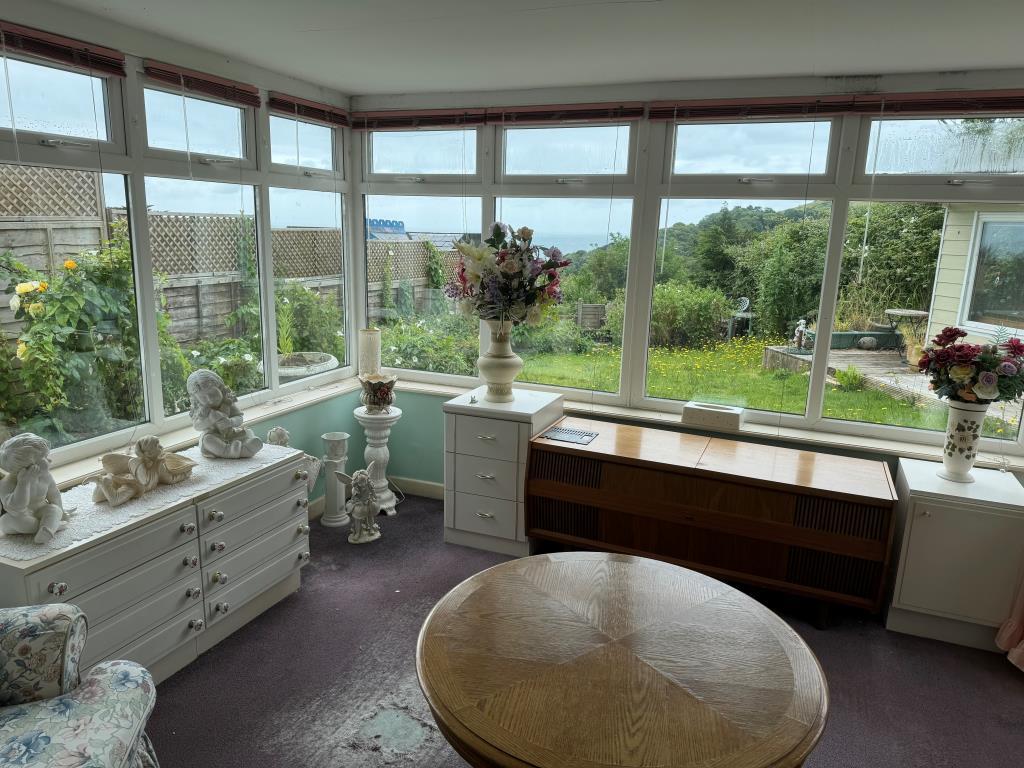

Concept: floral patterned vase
[[938, 400, 989, 483], [478, 319, 522, 403]]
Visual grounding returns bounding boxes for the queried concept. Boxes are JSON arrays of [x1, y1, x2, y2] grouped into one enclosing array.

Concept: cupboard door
[[899, 502, 1024, 625]]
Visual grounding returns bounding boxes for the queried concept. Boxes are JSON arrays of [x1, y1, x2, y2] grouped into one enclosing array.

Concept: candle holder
[[359, 373, 398, 414]]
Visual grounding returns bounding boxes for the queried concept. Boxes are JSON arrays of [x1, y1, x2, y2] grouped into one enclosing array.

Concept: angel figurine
[[0, 433, 69, 544], [91, 436, 196, 507], [338, 464, 380, 544], [187, 369, 263, 459]]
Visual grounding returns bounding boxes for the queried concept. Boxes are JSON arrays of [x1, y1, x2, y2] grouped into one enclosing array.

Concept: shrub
[[425, 241, 446, 289], [604, 291, 626, 343], [276, 282, 346, 362], [380, 313, 478, 375], [834, 365, 864, 391], [511, 316, 594, 355], [187, 337, 263, 394], [649, 281, 732, 347]]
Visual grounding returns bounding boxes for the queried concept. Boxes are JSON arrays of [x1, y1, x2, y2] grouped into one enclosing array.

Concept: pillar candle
[[359, 328, 382, 375]]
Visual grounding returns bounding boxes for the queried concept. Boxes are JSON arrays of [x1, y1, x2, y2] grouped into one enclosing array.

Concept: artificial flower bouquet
[[917, 326, 1024, 403], [445, 222, 571, 325]]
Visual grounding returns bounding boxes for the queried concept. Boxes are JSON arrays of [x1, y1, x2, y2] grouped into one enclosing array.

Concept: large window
[[145, 177, 264, 413], [0, 58, 107, 140], [0, 167, 143, 448], [865, 117, 1024, 175], [644, 198, 828, 414], [364, 195, 481, 375], [495, 197, 633, 391], [964, 217, 1024, 331], [269, 187, 345, 383], [673, 120, 831, 175], [144, 88, 244, 158], [369, 129, 476, 175], [270, 115, 334, 170], [504, 126, 630, 175]]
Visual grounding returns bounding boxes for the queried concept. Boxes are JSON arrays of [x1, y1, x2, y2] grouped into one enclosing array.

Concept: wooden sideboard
[[0, 444, 311, 682], [525, 416, 898, 611]]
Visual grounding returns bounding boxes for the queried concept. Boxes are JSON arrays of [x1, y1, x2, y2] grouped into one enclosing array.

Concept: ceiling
[[51, 0, 1024, 96]]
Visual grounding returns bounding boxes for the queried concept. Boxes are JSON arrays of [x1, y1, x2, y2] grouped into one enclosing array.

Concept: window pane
[[866, 118, 1024, 175], [370, 130, 476, 174], [0, 166, 144, 448], [270, 115, 334, 170], [674, 121, 831, 174], [823, 201, 1023, 441], [967, 220, 1024, 329], [144, 88, 243, 158], [495, 197, 632, 392], [365, 195, 482, 374], [504, 126, 629, 175], [269, 188, 345, 383], [0, 58, 107, 140], [644, 198, 829, 415], [145, 177, 264, 413]]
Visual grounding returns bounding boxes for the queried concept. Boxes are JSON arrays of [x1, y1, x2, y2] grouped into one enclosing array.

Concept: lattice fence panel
[[0, 164, 103, 218], [366, 240, 459, 283], [271, 228, 343, 278], [148, 213, 255, 275]]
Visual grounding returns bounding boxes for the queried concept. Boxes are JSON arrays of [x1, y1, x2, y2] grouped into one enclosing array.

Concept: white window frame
[[958, 211, 1024, 337], [496, 122, 637, 185], [363, 127, 482, 184], [266, 112, 341, 177]]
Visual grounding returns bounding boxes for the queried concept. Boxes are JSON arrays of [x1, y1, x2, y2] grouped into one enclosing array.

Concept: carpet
[[146, 496, 1024, 768]]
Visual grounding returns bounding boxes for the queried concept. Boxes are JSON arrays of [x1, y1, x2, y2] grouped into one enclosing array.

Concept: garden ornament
[[187, 369, 263, 459], [0, 433, 69, 543]]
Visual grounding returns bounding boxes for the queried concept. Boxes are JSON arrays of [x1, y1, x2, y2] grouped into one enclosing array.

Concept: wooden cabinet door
[[899, 501, 1024, 625]]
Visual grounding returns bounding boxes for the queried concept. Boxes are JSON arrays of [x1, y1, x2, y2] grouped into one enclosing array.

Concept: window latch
[[302, 170, 330, 178], [39, 138, 92, 148], [394, 175, 425, 183], [556, 177, 585, 184], [197, 157, 238, 165], [946, 178, 993, 186], [738, 177, 775, 184]]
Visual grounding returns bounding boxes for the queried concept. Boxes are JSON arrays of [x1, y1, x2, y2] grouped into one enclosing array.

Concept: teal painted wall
[[384, 391, 447, 487]]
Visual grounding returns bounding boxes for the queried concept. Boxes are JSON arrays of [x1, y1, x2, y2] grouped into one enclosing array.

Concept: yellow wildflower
[[38, 281, 47, 292], [27, 302, 45, 319], [63, 259, 77, 270], [15, 341, 28, 360]]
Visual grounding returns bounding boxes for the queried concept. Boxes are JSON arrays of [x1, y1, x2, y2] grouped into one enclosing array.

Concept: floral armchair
[[0, 604, 159, 767]]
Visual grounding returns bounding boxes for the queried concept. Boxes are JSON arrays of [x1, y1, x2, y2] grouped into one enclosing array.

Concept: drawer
[[205, 513, 310, 595], [206, 541, 310, 625], [454, 492, 517, 540], [198, 459, 308, 531], [454, 415, 520, 462], [83, 574, 203, 667], [27, 506, 199, 604], [455, 454, 519, 501], [114, 608, 205, 670], [72, 540, 202, 625], [201, 487, 307, 565]]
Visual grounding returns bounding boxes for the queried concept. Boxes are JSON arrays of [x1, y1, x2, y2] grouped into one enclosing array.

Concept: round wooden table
[[417, 552, 828, 768]]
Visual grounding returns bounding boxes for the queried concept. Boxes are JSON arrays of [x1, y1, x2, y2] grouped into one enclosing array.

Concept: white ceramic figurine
[[91, 435, 197, 507], [187, 369, 263, 459], [339, 463, 380, 544], [0, 433, 68, 543]]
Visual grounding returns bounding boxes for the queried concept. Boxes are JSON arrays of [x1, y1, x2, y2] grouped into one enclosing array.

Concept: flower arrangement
[[445, 222, 571, 325], [917, 326, 1024, 403]]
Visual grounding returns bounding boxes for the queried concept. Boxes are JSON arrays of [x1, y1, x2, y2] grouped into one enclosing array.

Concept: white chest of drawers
[[0, 444, 311, 682], [887, 458, 1024, 651], [443, 386, 563, 556]]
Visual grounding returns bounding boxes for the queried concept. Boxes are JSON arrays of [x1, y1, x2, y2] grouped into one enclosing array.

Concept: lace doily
[[0, 444, 301, 562]]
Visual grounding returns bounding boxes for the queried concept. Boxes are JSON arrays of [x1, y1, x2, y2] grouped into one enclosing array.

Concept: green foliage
[[275, 282, 346, 363], [395, 279, 415, 318], [604, 290, 626, 343], [648, 281, 732, 347], [158, 312, 191, 416], [189, 337, 263, 394], [512, 316, 594, 355], [379, 313, 478, 375], [562, 234, 629, 304], [425, 241, 446, 290], [380, 252, 395, 310], [834, 365, 864, 391], [276, 297, 295, 355]]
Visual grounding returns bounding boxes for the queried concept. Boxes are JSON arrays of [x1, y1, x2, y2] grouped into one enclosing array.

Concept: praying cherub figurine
[[187, 369, 263, 459], [0, 433, 68, 544], [91, 435, 196, 507]]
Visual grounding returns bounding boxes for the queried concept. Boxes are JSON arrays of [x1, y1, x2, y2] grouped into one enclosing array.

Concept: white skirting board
[[390, 476, 444, 500], [886, 606, 1000, 652]]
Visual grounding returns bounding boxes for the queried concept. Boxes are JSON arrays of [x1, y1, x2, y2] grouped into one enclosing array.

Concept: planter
[[938, 400, 989, 483], [266, 352, 339, 382], [829, 330, 902, 350], [478, 319, 523, 403]]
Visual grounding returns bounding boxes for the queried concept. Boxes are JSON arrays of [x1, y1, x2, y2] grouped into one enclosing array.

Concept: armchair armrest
[[0, 604, 87, 706]]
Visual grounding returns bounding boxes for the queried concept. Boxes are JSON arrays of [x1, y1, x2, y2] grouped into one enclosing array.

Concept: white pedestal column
[[354, 406, 403, 516], [320, 432, 351, 528]]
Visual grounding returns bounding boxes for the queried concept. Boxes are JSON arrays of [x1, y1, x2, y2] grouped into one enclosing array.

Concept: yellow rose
[[948, 364, 975, 384], [63, 259, 77, 270], [14, 281, 35, 295], [27, 302, 45, 319], [15, 341, 28, 360]]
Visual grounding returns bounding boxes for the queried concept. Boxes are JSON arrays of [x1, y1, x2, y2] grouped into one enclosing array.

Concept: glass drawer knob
[[48, 581, 69, 596], [186, 587, 202, 599], [189, 619, 205, 632], [299, 551, 311, 562], [295, 470, 309, 481], [297, 524, 310, 535], [215, 602, 230, 614], [208, 510, 224, 522], [297, 498, 309, 508], [183, 556, 199, 568], [180, 522, 196, 534], [212, 571, 228, 585], [210, 541, 226, 552]]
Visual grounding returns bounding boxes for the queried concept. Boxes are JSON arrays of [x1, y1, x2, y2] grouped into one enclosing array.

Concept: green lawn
[[520, 339, 1019, 439]]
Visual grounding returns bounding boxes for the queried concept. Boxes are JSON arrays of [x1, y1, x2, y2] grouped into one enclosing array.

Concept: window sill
[[395, 380, 1024, 474], [51, 377, 361, 491]]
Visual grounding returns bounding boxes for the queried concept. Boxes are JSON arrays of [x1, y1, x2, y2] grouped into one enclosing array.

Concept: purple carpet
[[147, 497, 1024, 767]]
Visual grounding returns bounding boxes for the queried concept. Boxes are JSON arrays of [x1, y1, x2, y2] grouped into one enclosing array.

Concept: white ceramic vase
[[938, 400, 989, 483], [478, 319, 523, 403]]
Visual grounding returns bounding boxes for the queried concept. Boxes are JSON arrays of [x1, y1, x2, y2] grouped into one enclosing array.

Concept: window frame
[[267, 112, 340, 176], [958, 211, 1024, 337], [363, 127, 483, 184], [496, 122, 637, 185]]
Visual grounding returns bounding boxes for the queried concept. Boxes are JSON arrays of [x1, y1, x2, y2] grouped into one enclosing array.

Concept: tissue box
[[681, 402, 745, 431]]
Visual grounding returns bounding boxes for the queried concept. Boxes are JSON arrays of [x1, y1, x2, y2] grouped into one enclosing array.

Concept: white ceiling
[[49, 0, 1024, 96]]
